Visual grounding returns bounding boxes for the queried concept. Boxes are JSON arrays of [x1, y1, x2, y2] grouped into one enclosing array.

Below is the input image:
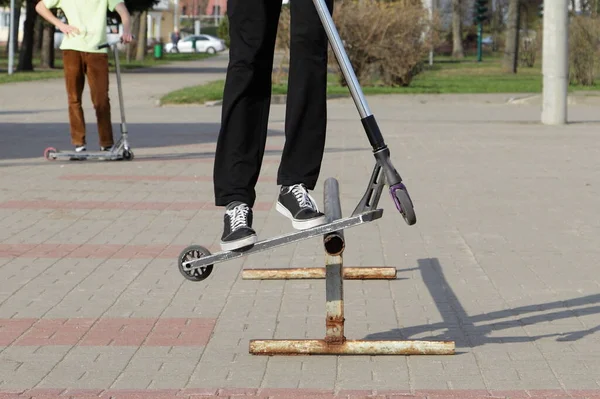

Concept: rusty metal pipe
[[325, 254, 345, 342], [323, 178, 344, 256], [241, 267, 397, 280], [249, 339, 455, 355]]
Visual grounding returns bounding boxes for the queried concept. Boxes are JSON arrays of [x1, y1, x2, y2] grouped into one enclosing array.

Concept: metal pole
[[112, 44, 127, 133], [429, 0, 434, 66], [250, 339, 456, 355], [312, 0, 372, 119], [242, 267, 397, 280], [541, 0, 569, 125], [323, 178, 345, 343], [323, 178, 344, 256], [8, 0, 16, 75]]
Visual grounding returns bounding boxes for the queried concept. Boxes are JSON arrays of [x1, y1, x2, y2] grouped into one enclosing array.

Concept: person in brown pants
[[35, 0, 133, 155], [62, 51, 115, 152]]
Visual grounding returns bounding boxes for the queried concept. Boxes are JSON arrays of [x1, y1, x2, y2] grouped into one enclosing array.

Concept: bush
[[569, 16, 600, 86], [217, 15, 230, 48], [330, 0, 439, 87]]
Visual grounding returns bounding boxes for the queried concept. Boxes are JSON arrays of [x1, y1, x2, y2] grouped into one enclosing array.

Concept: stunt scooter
[[178, 0, 417, 282], [44, 37, 134, 162]]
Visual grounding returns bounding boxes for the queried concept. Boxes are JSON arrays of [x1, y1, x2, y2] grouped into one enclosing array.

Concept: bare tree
[[34, 17, 42, 54], [40, 20, 55, 68], [17, 0, 37, 71], [503, 0, 520, 72], [452, 0, 464, 58], [136, 11, 147, 61], [127, 11, 141, 62]]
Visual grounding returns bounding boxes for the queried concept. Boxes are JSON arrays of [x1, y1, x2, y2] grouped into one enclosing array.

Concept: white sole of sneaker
[[220, 234, 257, 252], [276, 202, 329, 230]]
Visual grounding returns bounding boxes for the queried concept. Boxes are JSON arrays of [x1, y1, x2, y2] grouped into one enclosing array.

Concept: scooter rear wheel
[[44, 147, 57, 161], [178, 245, 214, 282]]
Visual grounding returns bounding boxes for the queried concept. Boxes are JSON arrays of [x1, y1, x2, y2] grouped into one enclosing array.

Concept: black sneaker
[[276, 184, 328, 230], [220, 202, 257, 251], [101, 146, 112, 152]]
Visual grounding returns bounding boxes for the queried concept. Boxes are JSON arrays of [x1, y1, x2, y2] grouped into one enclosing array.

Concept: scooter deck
[[50, 152, 124, 160], [181, 208, 383, 271]]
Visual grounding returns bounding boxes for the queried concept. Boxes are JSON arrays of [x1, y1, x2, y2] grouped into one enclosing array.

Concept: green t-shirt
[[43, 0, 122, 53]]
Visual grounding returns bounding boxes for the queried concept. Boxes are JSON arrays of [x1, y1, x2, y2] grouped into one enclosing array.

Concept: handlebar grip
[[97, 35, 136, 50]]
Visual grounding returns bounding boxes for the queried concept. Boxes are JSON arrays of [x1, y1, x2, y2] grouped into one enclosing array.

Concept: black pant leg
[[213, 0, 281, 207], [277, 0, 334, 190]]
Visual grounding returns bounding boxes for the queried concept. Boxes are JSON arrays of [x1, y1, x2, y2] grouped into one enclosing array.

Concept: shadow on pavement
[[0, 122, 280, 160], [131, 147, 368, 163], [365, 258, 600, 348], [0, 121, 369, 164]]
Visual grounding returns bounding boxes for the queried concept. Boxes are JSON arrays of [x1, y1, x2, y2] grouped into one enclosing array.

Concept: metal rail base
[[248, 178, 455, 356], [241, 267, 397, 280], [250, 339, 455, 356]]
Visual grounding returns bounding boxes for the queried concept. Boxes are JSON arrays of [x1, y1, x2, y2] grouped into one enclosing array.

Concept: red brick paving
[[0, 318, 215, 347], [0, 389, 598, 399], [0, 200, 272, 212], [59, 174, 276, 182]]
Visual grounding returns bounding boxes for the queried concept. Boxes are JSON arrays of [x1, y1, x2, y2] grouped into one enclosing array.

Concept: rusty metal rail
[[248, 177, 455, 356], [241, 267, 396, 280], [250, 339, 455, 355]]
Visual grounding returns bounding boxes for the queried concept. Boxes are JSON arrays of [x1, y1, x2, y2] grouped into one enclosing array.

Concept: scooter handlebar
[[97, 35, 136, 50]]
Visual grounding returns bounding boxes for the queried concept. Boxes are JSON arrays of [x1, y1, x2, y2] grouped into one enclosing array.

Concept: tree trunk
[[5, 0, 23, 56], [136, 11, 147, 61], [34, 16, 43, 55], [502, 0, 520, 73], [491, 0, 503, 52], [451, 0, 464, 58], [17, 0, 37, 71], [40, 22, 55, 68], [521, 2, 528, 33], [126, 11, 141, 62]]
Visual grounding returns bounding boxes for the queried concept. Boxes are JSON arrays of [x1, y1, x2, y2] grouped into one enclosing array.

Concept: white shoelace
[[290, 184, 319, 211], [226, 204, 250, 231]]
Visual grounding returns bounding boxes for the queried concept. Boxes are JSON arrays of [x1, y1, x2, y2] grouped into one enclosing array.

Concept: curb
[[507, 93, 600, 105]]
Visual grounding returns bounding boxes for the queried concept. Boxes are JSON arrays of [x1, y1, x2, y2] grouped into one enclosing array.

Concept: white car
[[165, 34, 226, 54]]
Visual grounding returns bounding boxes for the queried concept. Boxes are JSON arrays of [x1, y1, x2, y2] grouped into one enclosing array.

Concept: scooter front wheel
[[123, 150, 134, 161], [390, 183, 416, 226]]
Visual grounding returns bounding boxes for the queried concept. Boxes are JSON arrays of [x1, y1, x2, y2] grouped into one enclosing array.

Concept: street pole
[[429, 0, 434, 66], [477, 22, 483, 62], [541, 0, 568, 125], [8, 0, 15, 75]]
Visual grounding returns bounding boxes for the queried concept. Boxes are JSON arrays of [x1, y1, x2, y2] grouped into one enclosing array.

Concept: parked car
[[165, 34, 226, 54]]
